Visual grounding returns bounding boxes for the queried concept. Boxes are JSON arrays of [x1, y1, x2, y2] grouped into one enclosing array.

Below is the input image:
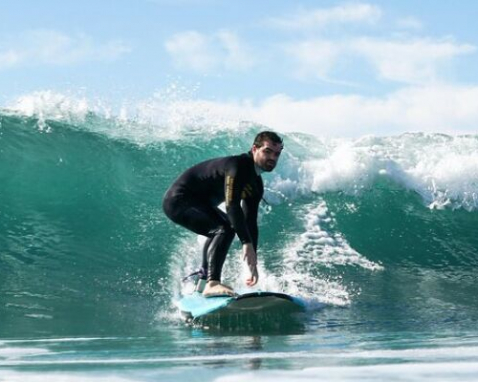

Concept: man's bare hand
[[246, 265, 259, 286], [243, 243, 259, 286]]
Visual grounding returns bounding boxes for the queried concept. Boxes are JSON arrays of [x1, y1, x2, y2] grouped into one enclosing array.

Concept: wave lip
[[3, 91, 478, 212]]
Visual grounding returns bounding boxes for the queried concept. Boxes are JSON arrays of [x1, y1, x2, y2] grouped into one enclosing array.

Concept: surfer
[[162, 131, 283, 297]]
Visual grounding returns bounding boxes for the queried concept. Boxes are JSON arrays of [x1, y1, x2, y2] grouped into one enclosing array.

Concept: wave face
[[1, 103, 478, 338]]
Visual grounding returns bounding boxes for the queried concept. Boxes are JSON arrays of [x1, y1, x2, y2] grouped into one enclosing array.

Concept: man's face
[[252, 140, 283, 172]]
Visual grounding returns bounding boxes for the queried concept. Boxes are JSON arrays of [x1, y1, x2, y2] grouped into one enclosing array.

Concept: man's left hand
[[243, 243, 259, 286], [246, 265, 259, 286]]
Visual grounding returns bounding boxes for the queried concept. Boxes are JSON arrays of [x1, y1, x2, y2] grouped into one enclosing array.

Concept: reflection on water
[[189, 311, 307, 335]]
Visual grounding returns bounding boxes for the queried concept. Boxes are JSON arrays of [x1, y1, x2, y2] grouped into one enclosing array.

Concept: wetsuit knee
[[208, 224, 235, 239], [162, 193, 178, 222]]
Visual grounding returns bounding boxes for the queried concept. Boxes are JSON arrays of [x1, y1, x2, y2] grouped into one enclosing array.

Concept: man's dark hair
[[253, 131, 283, 148]]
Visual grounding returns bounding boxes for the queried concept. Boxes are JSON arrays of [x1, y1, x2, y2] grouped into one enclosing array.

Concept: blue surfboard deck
[[175, 291, 306, 319]]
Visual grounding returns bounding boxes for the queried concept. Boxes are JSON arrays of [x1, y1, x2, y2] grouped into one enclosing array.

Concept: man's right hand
[[243, 243, 259, 286]]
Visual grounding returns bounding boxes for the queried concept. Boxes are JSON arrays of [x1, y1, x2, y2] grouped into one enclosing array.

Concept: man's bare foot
[[202, 281, 236, 297]]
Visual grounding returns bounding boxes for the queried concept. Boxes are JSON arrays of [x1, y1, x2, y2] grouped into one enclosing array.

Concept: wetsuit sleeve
[[242, 195, 261, 251], [224, 158, 252, 244]]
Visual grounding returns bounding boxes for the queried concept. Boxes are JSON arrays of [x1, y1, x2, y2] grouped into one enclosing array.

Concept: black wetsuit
[[162, 152, 263, 282]]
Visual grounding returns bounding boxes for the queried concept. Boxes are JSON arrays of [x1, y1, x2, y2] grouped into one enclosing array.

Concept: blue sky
[[2, 0, 478, 137]]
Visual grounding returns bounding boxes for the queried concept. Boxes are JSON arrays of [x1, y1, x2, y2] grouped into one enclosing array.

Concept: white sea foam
[[0, 346, 50, 359], [4, 363, 478, 382], [271, 133, 478, 211], [214, 362, 478, 382], [0, 337, 128, 344], [296, 202, 382, 270], [4, 88, 252, 142], [131, 85, 253, 138], [276, 201, 383, 307], [2, 337, 478, 382], [2, 363, 478, 382], [5, 91, 91, 131], [2, 345, 478, 365]]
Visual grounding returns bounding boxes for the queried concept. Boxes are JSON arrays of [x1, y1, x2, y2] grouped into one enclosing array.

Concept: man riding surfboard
[[162, 131, 283, 297]]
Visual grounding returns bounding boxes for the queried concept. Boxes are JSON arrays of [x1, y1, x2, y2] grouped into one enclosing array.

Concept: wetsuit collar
[[254, 164, 264, 176], [247, 151, 263, 176]]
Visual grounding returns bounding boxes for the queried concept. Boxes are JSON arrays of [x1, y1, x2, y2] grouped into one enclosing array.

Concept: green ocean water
[[1, 109, 478, 381]]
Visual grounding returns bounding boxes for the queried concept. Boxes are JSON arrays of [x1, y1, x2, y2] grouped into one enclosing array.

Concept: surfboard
[[175, 291, 306, 320]]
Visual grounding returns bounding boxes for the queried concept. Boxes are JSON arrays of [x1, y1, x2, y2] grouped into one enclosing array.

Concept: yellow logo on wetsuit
[[241, 184, 253, 199], [226, 175, 234, 206], [226, 175, 253, 206]]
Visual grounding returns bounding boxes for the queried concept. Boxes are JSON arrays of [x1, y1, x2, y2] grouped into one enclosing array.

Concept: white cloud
[[165, 30, 253, 73], [252, 85, 478, 136], [281, 36, 475, 84], [352, 38, 476, 84], [0, 30, 131, 69], [217, 30, 254, 71], [165, 31, 218, 72], [162, 7, 474, 86], [268, 3, 382, 30], [285, 40, 341, 80], [264, 4, 474, 85]]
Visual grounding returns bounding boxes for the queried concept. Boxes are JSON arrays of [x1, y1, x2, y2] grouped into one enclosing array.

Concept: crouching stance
[[162, 131, 283, 297]]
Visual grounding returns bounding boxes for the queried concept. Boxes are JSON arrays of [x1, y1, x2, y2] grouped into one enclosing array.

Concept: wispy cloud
[[352, 38, 476, 84], [216, 30, 255, 71], [284, 40, 341, 80], [396, 16, 423, 30], [267, 3, 382, 30], [165, 30, 254, 73], [260, 2, 476, 85], [280, 36, 475, 85], [0, 50, 21, 70], [165, 31, 217, 72], [0, 30, 131, 70]]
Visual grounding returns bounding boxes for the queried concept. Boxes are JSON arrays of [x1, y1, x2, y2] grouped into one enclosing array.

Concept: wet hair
[[253, 131, 283, 148]]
